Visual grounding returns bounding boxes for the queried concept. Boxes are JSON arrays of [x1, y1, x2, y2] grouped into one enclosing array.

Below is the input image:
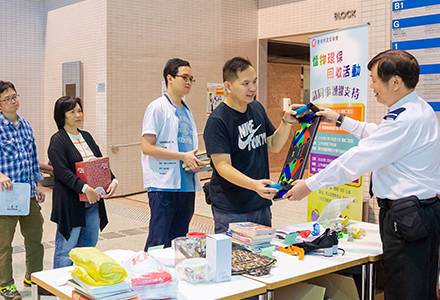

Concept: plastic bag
[[69, 247, 127, 286], [131, 269, 173, 287], [122, 251, 179, 300], [133, 276, 179, 300], [122, 251, 167, 278]]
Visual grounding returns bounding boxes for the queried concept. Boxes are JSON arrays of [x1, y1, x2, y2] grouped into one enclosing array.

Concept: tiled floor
[[10, 186, 308, 300]]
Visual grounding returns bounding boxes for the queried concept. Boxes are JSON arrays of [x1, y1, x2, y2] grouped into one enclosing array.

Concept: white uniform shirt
[[141, 93, 201, 190], [306, 91, 440, 200]]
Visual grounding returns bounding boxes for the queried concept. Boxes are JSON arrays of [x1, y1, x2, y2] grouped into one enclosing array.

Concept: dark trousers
[[378, 198, 440, 300], [144, 191, 195, 251]]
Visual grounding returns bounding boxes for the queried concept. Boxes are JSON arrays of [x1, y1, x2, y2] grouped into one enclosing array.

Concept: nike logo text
[[238, 120, 267, 151]]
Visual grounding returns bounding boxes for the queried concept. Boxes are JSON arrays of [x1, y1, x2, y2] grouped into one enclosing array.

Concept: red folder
[[75, 157, 111, 202]]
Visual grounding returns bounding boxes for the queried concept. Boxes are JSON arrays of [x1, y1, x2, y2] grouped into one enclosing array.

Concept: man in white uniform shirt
[[285, 49, 440, 300]]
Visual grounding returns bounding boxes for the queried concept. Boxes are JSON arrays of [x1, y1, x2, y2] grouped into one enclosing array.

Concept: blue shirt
[[148, 104, 195, 192], [175, 105, 195, 192], [0, 113, 43, 197]]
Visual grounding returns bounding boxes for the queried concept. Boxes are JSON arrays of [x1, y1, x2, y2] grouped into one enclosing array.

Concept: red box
[[75, 157, 111, 202]]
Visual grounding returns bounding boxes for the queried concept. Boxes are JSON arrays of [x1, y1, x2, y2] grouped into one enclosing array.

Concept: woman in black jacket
[[48, 96, 118, 268]]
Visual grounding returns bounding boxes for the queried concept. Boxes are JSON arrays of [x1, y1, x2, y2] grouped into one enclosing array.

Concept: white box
[[206, 234, 231, 283]]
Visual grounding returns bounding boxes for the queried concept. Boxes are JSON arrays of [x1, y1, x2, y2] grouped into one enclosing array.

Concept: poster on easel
[[207, 83, 225, 115], [307, 24, 369, 222]]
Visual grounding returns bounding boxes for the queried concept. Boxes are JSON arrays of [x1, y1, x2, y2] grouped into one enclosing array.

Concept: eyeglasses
[[0, 94, 20, 104], [175, 74, 196, 84]]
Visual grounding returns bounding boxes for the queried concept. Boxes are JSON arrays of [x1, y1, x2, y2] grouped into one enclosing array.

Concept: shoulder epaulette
[[383, 107, 406, 120]]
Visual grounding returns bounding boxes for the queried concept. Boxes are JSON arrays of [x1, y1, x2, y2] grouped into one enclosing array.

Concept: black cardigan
[[48, 128, 115, 240]]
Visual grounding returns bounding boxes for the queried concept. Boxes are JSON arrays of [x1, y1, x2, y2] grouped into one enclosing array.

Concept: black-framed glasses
[[0, 94, 20, 104], [175, 74, 196, 84]]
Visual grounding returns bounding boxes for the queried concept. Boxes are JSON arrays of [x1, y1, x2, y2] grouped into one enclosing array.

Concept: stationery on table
[[71, 290, 138, 300], [228, 222, 276, 252], [230, 240, 274, 252], [226, 229, 275, 244], [68, 275, 135, 300], [0, 183, 30, 216], [71, 275, 131, 295], [229, 222, 276, 236]]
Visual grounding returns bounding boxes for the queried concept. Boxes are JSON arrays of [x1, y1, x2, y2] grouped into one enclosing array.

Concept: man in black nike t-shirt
[[203, 57, 297, 233]]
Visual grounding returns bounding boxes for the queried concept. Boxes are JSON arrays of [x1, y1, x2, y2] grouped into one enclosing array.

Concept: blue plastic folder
[[0, 183, 30, 216]]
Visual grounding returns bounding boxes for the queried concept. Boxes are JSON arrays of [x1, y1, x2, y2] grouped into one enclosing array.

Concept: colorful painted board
[[272, 104, 321, 201]]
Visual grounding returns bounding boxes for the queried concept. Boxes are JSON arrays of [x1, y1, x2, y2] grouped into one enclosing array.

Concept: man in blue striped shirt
[[0, 81, 45, 300]]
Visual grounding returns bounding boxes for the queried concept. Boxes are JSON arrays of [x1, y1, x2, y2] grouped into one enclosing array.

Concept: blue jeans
[[53, 202, 100, 268], [144, 191, 195, 251], [211, 205, 272, 234]]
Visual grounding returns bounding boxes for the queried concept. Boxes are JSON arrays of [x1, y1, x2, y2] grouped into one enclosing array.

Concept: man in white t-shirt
[[141, 58, 203, 250]]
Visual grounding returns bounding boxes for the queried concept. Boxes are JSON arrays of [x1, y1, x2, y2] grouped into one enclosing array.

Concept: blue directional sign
[[392, 38, 440, 51], [392, 0, 440, 111], [393, 0, 440, 11], [392, 14, 440, 29]]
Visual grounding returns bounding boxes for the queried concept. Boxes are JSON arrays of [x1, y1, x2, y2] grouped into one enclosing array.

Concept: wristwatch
[[335, 113, 345, 127], [282, 117, 294, 126]]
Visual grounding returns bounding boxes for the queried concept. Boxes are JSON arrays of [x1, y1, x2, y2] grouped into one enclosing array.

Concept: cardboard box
[[274, 282, 325, 300], [206, 234, 231, 283], [306, 273, 360, 300], [75, 157, 111, 202]]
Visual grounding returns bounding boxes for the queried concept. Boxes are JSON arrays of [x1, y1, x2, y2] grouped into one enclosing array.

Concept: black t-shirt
[[203, 100, 276, 213]]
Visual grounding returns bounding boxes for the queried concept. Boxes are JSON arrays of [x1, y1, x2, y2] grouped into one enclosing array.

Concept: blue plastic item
[[294, 105, 309, 115]]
